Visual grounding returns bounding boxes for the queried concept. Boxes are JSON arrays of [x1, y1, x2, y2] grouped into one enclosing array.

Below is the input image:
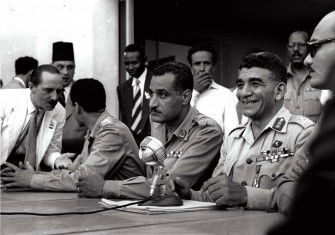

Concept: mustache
[[292, 52, 302, 57], [150, 107, 160, 113]]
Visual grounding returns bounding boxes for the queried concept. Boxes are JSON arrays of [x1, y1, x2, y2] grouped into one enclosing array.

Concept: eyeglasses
[[307, 38, 335, 57], [287, 43, 307, 51]]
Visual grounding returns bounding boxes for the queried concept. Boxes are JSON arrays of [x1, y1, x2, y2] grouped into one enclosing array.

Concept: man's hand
[[193, 71, 212, 93], [76, 174, 105, 198], [202, 174, 247, 207], [55, 153, 76, 170], [289, 155, 309, 179], [168, 176, 191, 199], [1, 162, 35, 188]]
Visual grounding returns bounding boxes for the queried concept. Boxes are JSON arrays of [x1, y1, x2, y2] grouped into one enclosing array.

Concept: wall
[[145, 33, 286, 90], [0, 0, 119, 116]]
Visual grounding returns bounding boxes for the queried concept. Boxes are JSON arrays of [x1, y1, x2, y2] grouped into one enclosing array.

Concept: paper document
[[99, 198, 218, 214]]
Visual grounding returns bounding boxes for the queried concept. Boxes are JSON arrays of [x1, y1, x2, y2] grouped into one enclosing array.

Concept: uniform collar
[[152, 107, 199, 144], [89, 111, 109, 138], [241, 106, 290, 144], [287, 63, 310, 81]]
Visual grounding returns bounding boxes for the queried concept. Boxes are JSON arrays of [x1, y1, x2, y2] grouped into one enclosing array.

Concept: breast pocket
[[304, 88, 322, 116], [258, 158, 293, 189]]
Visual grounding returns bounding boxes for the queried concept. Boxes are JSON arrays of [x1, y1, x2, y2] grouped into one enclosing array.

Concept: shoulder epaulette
[[289, 115, 315, 129]]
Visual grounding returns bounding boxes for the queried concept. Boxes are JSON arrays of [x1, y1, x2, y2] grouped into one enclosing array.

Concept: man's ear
[[182, 89, 192, 105], [275, 82, 287, 101], [74, 102, 81, 114]]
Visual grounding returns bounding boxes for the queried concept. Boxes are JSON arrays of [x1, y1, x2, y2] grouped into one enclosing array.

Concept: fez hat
[[52, 41, 75, 62]]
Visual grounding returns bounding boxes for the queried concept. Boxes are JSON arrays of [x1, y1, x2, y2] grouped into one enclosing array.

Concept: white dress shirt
[[131, 68, 147, 97], [191, 81, 239, 138], [13, 76, 26, 87]]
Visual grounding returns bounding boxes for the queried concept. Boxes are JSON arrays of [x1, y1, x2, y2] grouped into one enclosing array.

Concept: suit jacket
[[61, 90, 87, 154], [117, 70, 152, 146], [3, 77, 26, 89], [0, 89, 65, 169]]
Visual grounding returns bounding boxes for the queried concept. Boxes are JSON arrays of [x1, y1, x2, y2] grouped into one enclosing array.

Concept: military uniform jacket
[[197, 106, 314, 211], [102, 107, 223, 199], [30, 111, 146, 191]]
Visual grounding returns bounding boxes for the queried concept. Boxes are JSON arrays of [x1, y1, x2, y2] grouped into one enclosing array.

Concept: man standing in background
[[117, 44, 152, 146], [284, 30, 322, 123], [3, 56, 38, 89], [187, 43, 239, 137], [52, 41, 87, 154]]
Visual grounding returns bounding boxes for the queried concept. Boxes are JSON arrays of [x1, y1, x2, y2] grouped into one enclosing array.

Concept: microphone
[[139, 136, 183, 206]]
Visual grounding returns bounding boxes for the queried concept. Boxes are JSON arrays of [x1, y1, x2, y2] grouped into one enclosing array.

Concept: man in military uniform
[[1, 79, 146, 191], [172, 52, 314, 212], [284, 30, 322, 123], [76, 62, 223, 199]]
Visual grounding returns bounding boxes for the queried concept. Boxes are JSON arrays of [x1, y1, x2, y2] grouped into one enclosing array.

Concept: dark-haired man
[[172, 52, 314, 212], [1, 65, 66, 170], [77, 62, 223, 199], [284, 30, 322, 123], [187, 43, 239, 137], [3, 56, 38, 89], [117, 44, 152, 145], [1, 78, 145, 191]]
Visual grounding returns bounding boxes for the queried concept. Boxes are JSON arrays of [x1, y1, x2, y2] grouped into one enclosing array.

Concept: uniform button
[[246, 158, 253, 164], [241, 181, 247, 186], [271, 174, 276, 178]]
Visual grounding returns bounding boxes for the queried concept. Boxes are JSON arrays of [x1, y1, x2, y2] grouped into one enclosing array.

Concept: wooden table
[[1, 190, 284, 234]]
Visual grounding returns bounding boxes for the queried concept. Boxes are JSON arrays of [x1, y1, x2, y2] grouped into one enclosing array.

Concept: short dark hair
[[187, 43, 218, 66], [70, 78, 106, 112], [30, 64, 61, 86], [239, 52, 287, 84], [124, 44, 145, 60], [15, 56, 38, 75], [153, 62, 193, 94]]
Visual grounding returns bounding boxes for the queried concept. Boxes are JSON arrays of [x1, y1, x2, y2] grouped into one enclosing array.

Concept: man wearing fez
[[52, 41, 87, 155]]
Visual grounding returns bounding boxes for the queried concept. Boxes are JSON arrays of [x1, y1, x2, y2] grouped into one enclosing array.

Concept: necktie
[[59, 90, 66, 107], [130, 78, 142, 134], [24, 110, 44, 169]]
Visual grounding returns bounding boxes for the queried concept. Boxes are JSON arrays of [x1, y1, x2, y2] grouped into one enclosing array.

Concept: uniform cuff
[[103, 180, 122, 198], [245, 186, 273, 211], [30, 174, 46, 190]]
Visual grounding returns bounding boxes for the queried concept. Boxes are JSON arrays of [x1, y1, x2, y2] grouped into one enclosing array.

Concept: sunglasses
[[307, 38, 335, 57]]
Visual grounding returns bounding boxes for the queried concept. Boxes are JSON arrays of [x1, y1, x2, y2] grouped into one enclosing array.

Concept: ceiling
[[134, 0, 335, 45]]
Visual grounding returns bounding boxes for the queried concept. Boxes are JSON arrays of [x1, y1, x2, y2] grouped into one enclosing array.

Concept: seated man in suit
[[3, 56, 38, 89], [172, 52, 314, 212], [76, 62, 223, 198], [1, 78, 146, 191], [0, 64, 70, 170], [117, 44, 152, 146]]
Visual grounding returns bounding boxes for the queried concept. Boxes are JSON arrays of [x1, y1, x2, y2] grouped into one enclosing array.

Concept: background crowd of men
[[1, 9, 335, 230]]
